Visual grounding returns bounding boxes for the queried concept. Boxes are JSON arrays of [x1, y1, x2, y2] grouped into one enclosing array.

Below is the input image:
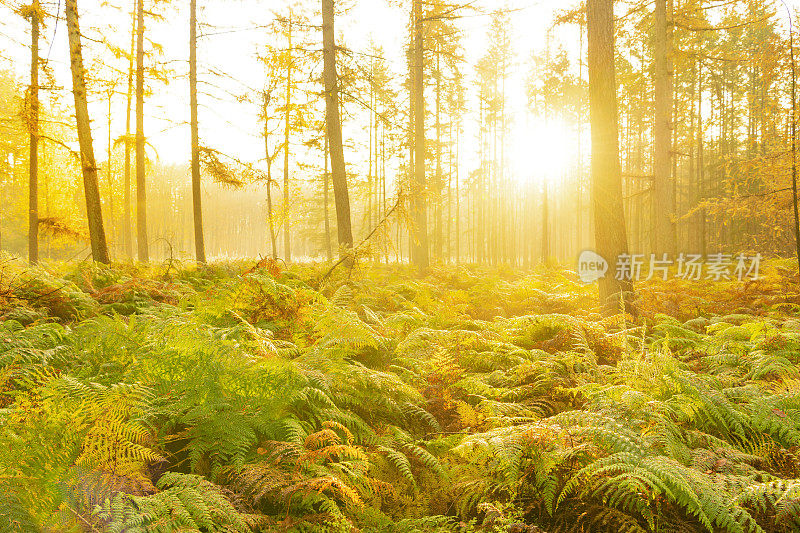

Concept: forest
[[4, 0, 800, 531]]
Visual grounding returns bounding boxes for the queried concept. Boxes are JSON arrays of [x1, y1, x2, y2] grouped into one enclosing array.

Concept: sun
[[509, 117, 573, 188]]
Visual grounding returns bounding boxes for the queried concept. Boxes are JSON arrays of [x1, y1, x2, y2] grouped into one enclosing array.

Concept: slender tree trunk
[[266, 168, 277, 259], [588, 0, 632, 313], [788, 12, 800, 274], [491, 95, 498, 265], [411, 0, 429, 270], [43, 143, 50, 257], [382, 121, 388, 263], [541, 182, 549, 263], [135, 0, 148, 261], [322, 0, 353, 259], [455, 122, 460, 264], [500, 72, 508, 263], [66, 0, 109, 263], [478, 95, 485, 264], [374, 100, 380, 244], [434, 49, 442, 261], [28, 0, 39, 264], [672, 86, 680, 249], [447, 119, 452, 263], [688, 57, 696, 251], [189, 0, 206, 263], [698, 60, 707, 257], [577, 28, 584, 256], [323, 129, 333, 261], [653, 0, 676, 255], [283, 16, 293, 262], [107, 92, 115, 244], [123, 2, 135, 260], [262, 92, 278, 259], [368, 73, 374, 234]]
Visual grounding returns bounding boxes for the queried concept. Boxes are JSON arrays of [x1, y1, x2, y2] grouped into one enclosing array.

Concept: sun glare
[[511, 118, 573, 188]]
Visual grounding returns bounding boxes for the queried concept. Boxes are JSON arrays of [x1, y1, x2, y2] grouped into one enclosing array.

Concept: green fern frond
[[94, 472, 251, 533]]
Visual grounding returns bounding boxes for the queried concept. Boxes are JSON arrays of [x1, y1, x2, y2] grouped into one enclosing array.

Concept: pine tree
[[587, 0, 632, 312], [65, 0, 110, 263], [26, 0, 40, 264], [135, 0, 148, 262], [411, 0, 429, 271], [122, 0, 135, 260], [653, 0, 676, 255], [189, 0, 206, 263], [322, 0, 353, 260]]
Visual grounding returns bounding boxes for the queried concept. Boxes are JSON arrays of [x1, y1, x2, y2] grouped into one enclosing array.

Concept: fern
[[6, 261, 800, 531], [0, 480, 39, 533], [94, 472, 251, 532]]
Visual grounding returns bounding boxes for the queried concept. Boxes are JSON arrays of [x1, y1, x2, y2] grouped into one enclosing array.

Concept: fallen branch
[[320, 197, 402, 284]]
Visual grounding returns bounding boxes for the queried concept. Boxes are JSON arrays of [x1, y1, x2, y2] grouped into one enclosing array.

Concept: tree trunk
[[455, 122, 460, 264], [262, 91, 278, 259], [698, 60, 706, 257], [123, 1, 135, 260], [688, 57, 696, 252], [382, 121, 388, 263], [447, 120, 452, 263], [491, 96, 498, 265], [368, 73, 374, 234], [135, 0, 148, 261], [43, 143, 50, 257], [577, 28, 585, 256], [66, 0, 110, 263], [322, 0, 354, 259], [283, 16, 293, 262], [28, 0, 39, 264], [789, 16, 800, 275], [411, 0, 429, 270], [653, 0, 676, 255], [587, 0, 632, 313], [189, 0, 206, 263], [266, 167, 277, 259], [374, 99, 380, 247], [434, 49, 442, 262], [106, 92, 115, 245], [541, 182, 549, 263], [478, 95, 485, 264], [323, 130, 333, 261]]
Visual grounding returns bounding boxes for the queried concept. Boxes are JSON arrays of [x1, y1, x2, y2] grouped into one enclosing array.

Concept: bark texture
[[322, 0, 354, 258], [190, 0, 206, 263], [66, 0, 110, 263], [587, 0, 633, 313], [136, 0, 148, 261]]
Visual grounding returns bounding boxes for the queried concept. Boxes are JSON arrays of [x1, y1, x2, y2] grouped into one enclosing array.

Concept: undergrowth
[[2, 256, 800, 532]]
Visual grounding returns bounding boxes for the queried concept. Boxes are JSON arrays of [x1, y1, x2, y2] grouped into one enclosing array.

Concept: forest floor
[[3, 256, 800, 532]]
